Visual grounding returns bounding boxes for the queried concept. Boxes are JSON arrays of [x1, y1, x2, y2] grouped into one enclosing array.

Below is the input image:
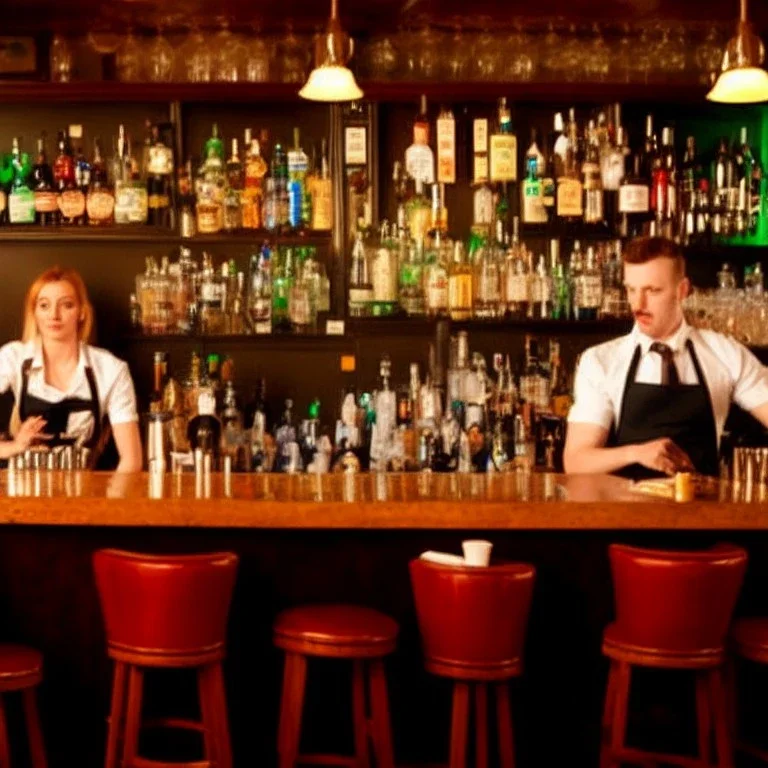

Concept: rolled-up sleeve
[[567, 348, 615, 430], [106, 362, 139, 425], [0, 343, 20, 396], [731, 341, 768, 412]]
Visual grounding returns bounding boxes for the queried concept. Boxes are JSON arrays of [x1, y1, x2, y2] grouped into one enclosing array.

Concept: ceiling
[[1, 0, 760, 35]]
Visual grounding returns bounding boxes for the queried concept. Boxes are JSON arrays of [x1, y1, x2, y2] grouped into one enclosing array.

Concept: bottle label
[[310, 179, 332, 230], [522, 179, 547, 223], [473, 120, 488, 153], [114, 183, 148, 224], [197, 203, 222, 234], [86, 190, 115, 222], [349, 287, 374, 305], [473, 186, 493, 226], [489, 135, 517, 182], [148, 194, 170, 210], [506, 273, 529, 303], [436, 116, 456, 185], [580, 275, 603, 309], [405, 144, 435, 185], [0, 190, 6, 214], [58, 189, 86, 219], [425, 268, 448, 311], [619, 184, 650, 213], [542, 177, 555, 207], [147, 146, 174, 176], [557, 178, 583, 217], [473, 155, 488, 184], [241, 188, 263, 229], [344, 126, 367, 165], [34, 190, 59, 214], [289, 286, 312, 326], [9, 188, 35, 224], [372, 250, 398, 303], [448, 274, 473, 313], [584, 190, 604, 223]]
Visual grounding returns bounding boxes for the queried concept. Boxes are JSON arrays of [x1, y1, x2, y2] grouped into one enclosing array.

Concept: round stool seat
[[0, 645, 43, 692], [731, 617, 768, 664], [602, 622, 724, 669], [274, 604, 398, 659]]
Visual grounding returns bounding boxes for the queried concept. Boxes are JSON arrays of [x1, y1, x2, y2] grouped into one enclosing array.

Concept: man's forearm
[[564, 444, 633, 475]]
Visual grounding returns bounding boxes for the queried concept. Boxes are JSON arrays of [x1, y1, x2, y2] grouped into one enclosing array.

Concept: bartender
[[0, 266, 142, 472], [564, 237, 768, 478]]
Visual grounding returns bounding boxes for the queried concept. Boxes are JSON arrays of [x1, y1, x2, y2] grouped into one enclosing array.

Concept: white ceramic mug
[[462, 539, 493, 567]]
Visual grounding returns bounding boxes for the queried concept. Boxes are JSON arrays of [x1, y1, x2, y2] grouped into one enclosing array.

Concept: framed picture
[[0, 37, 37, 77]]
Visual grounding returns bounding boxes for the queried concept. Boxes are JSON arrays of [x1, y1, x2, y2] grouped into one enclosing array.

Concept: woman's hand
[[13, 416, 47, 453]]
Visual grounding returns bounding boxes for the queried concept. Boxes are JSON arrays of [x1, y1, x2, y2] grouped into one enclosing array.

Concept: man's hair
[[623, 236, 686, 277]]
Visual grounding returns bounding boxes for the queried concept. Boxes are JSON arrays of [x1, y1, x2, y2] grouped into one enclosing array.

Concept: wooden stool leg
[[208, 663, 233, 768], [121, 666, 144, 767], [696, 671, 713, 766], [722, 657, 738, 743], [198, 664, 218, 764], [0, 694, 11, 768], [450, 682, 470, 768], [279, 653, 307, 768], [352, 661, 370, 768], [495, 683, 515, 768], [709, 668, 735, 768], [600, 660, 619, 759], [104, 660, 127, 768], [475, 684, 488, 768], [368, 660, 395, 768], [606, 661, 631, 768], [22, 686, 47, 768]]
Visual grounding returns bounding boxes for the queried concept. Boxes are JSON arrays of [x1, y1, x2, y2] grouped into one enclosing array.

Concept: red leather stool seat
[[274, 604, 398, 768], [601, 543, 747, 768], [410, 558, 536, 768], [731, 618, 768, 664], [94, 549, 238, 768], [274, 604, 398, 658], [0, 645, 42, 691]]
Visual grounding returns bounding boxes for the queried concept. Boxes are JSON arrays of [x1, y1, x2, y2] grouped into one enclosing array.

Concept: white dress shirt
[[0, 340, 138, 443], [568, 320, 768, 447]]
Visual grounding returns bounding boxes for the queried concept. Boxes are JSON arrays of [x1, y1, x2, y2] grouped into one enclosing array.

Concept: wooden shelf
[[0, 80, 710, 105], [0, 226, 332, 246]]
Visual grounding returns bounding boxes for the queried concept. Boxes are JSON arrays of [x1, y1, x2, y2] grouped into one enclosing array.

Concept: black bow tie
[[649, 342, 680, 386]]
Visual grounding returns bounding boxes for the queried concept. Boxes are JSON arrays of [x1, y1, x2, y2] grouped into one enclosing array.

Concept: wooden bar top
[[0, 470, 764, 529]]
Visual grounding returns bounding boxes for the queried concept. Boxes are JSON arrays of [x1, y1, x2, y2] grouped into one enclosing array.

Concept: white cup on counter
[[462, 539, 493, 567]]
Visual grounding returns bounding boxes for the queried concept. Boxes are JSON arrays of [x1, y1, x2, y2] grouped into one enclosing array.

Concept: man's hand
[[13, 416, 47, 452], [634, 437, 694, 476]]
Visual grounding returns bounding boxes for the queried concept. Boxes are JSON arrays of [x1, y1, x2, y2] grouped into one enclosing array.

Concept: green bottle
[[8, 138, 35, 225]]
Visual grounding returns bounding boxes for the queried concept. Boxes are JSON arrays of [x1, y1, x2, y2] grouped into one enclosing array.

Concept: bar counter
[[0, 470, 765, 529]]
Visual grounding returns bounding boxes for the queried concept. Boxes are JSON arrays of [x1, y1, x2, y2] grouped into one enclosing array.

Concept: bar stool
[[601, 543, 747, 768], [0, 645, 47, 767], [93, 549, 238, 768], [729, 617, 768, 762], [409, 558, 536, 768], [273, 604, 398, 768]]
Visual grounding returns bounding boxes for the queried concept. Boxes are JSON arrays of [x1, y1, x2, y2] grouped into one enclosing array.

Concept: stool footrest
[[143, 717, 206, 733], [296, 754, 358, 767], [610, 745, 707, 768], [132, 758, 212, 768]]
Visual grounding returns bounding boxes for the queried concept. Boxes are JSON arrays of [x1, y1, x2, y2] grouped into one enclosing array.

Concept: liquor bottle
[[582, 122, 604, 228], [223, 138, 243, 232], [530, 254, 552, 319], [575, 246, 602, 321], [399, 237, 426, 316], [198, 252, 225, 334], [503, 217, 528, 319], [248, 243, 272, 334], [195, 124, 225, 234], [74, 140, 91, 215], [735, 127, 762, 236], [679, 136, 702, 243], [289, 255, 317, 332], [86, 139, 115, 227], [658, 126, 677, 237], [405, 94, 435, 185], [406, 178, 431, 242], [550, 239, 571, 320], [489, 97, 517, 184], [124, 136, 149, 224], [226, 271, 248, 335], [54, 131, 85, 225], [274, 399, 299, 473], [430, 183, 448, 234], [241, 135, 267, 230], [348, 232, 373, 317], [8, 138, 35, 225], [712, 137, 737, 237], [448, 241, 473, 320], [640, 114, 658, 182], [436, 105, 456, 185], [556, 108, 583, 224], [309, 138, 332, 231], [521, 128, 547, 224], [220, 380, 244, 463], [424, 230, 450, 318], [287, 127, 310, 230], [247, 378, 270, 472], [272, 247, 295, 331], [146, 123, 174, 229], [474, 239, 501, 319], [271, 143, 290, 230], [601, 123, 626, 231], [32, 135, 58, 226], [548, 341, 572, 419], [618, 152, 650, 239], [371, 222, 399, 316], [187, 389, 222, 459], [370, 355, 397, 470]]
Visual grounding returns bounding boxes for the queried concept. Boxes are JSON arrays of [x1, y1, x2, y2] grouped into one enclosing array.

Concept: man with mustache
[[564, 236, 768, 478]]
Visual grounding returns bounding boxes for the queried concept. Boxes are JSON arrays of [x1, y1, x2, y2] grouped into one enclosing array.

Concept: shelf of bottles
[[0, 120, 332, 245], [151, 325, 571, 474], [346, 96, 766, 328]]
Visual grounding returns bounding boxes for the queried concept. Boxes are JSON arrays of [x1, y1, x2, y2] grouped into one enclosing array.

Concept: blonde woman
[[0, 266, 142, 471]]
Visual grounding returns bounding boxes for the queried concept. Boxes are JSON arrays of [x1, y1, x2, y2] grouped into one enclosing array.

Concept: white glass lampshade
[[707, 66, 768, 103], [299, 65, 363, 101]]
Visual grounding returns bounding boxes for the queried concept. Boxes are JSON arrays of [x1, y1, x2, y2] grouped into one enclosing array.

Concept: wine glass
[[695, 25, 724, 85], [181, 26, 212, 82], [416, 26, 439, 80], [584, 23, 610, 82], [245, 26, 272, 82], [366, 35, 398, 80], [505, 22, 535, 82], [472, 25, 501, 81], [50, 34, 73, 82], [444, 24, 469, 81], [215, 22, 248, 82], [116, 30, 142, 82], [147, 28, 175, 82], [278, 26, 309, 84]]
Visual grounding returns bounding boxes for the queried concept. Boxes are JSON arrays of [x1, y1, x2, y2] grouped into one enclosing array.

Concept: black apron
[[18, 357, 106, 462], [611, 339, 719, 480]]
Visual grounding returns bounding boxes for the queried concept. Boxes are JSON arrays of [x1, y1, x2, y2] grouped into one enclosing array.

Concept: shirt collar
[[631, 318, 691, 357], [27, 341, 88, 386]]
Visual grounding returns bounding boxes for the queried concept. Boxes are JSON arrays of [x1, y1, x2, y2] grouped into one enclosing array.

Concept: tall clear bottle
[[448, 241, 473, 321], [348, 232, 374, 317]]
